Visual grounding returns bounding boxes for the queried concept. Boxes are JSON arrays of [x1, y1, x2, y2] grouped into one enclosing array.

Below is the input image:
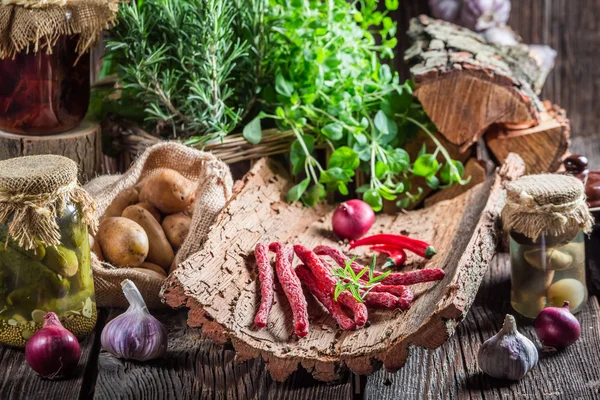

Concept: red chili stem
[[295, 265, 356, 331], [294, 245, 368, 327], [253, 243, 274, 328], [350, 234, 437, 259], [270, 243, 309, 337]]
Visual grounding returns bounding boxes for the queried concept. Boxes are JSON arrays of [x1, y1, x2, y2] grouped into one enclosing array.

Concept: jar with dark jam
[[0, 35, 90, 135]]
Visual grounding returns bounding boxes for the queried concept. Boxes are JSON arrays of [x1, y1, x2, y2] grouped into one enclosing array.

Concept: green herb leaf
[[276, 73, 295, 97], [364, 189, 383, 212], [322, 123, 344, 140], [413, 154, 439, 177], [286, 177, 310, 202], [242, 116, 262, 144]]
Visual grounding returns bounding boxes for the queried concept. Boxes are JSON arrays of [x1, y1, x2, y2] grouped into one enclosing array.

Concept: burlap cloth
[[84, 142, 233, 309], [0, 0, 118, 59], [502, 174, 594, 243], [0, 154, 97, 250]]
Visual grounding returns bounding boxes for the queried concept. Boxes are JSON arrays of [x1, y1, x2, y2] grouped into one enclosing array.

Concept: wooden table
[[1, 138, 599, 399]]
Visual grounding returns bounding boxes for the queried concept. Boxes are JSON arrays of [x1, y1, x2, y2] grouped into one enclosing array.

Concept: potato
[[162, 213, 191, 249], [122, 205, 174, 269], [137, 202, 162, 223], [103, 187, 139, 219], [89, 234, 104, 261], [97, 217, 148, 267], [133, 268, 167, 280], [140, 262, 167, 277], [139, 169, 196, 214]]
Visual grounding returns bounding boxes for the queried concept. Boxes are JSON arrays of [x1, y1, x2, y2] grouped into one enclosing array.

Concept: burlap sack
[[0, 0, 118, 59], [84, 142, 233, 309], [502, 173, 594, 243]]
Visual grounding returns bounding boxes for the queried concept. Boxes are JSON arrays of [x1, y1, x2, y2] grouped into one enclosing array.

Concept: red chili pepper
[[295, 265, 356, 331], [253, 243, 274, 328], [350, 234, 436, 259]]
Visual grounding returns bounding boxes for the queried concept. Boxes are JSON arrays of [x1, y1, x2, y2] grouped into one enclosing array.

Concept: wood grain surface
[[0, 120, 103, 183]]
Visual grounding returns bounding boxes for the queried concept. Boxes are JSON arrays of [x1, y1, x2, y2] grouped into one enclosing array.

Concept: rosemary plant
[[105, 0, 269, 143]]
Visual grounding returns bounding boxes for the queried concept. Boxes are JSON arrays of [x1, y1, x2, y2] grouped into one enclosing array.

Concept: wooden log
[[161, 154, 525, 382], [486, 102, 571, 173], [405, 15, 546, 150], [424, 158, 487, 207], [0, 120, 102, 183]]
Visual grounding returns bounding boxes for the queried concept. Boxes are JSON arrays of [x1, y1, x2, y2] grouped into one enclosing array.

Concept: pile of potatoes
[[91, 169, 197, 279]]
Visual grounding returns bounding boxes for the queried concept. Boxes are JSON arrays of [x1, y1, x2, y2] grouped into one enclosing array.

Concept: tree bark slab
[[406, 15, 546, 150], [486, 102, 571, 173], [0, 120, 102, 183], [161, 155, 525, 382]]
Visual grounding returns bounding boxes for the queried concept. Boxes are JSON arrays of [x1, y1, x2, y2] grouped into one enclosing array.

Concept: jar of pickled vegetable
[[0, 155, 99, 347], [502, 174, 594, 318], [0, 0, 118, 135]]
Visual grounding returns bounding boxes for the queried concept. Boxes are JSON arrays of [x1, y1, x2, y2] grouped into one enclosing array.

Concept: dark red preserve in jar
[[0, 35, 90, 135]]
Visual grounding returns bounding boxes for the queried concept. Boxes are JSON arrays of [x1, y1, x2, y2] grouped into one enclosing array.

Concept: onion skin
[[25, 312, 81, 379], [535, 301, 581, 349], [331, 199, 375, 240]]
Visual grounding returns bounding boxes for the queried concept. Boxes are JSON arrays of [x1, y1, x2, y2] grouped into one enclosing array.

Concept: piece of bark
[[486, 102, 571, 173], [424, 158, 487, 207], [0, 120, 102, 183], [405, 15, 546, 150], [161, 154, 525, 382]]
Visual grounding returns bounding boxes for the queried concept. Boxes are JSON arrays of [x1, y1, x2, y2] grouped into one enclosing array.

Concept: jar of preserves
[[0, 155, 99, 347], [502, 174, 594, 318], [0, 35, 90, 135], [0, 0, 118, 135]]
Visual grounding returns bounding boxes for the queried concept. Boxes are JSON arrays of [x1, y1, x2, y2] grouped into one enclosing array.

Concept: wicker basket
[[101, 119, 296, 174]]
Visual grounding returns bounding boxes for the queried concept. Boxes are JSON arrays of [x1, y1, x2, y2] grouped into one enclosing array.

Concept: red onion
[[460, 0, 511, 32], [332, 199, 375, 240], [25, 312, 81, 379], [534, 301, 581, 349]]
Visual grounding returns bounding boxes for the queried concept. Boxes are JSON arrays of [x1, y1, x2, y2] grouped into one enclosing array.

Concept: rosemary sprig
[[333, 255, 391, 303]]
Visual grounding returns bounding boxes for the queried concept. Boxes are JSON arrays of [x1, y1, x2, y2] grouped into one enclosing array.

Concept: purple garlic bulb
[[101, 279, 167, 362], [429, 0, 463, 23], [460, 0, 511, 32]]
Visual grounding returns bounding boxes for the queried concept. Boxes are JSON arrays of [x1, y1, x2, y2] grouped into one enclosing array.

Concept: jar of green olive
[[502, 174, 594, 318], [0, 155, 98, 347]]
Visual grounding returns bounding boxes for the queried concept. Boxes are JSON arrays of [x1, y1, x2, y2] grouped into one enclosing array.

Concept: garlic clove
[[477, 314, 538, 380]]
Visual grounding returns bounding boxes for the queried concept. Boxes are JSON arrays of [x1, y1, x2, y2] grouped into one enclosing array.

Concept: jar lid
[[0, 0, 119, 59], [0, 155, 97, 250], [502, 173, 594, 242]]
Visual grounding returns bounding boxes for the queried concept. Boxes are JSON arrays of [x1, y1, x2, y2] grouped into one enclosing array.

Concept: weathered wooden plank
[[364, 253, 600, 399], [0, 319, 101, 400], [93, 310, 354, 400]]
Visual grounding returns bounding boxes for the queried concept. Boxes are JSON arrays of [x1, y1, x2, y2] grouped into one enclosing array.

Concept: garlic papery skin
[[477, 314, 538, 380], [101, 279, 168, 362]]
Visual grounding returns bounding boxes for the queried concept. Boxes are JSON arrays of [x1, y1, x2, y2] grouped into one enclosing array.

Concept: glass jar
[[510, 230, 587, 318], [0, 35, 90, 135], [0, 201, 96, 347]]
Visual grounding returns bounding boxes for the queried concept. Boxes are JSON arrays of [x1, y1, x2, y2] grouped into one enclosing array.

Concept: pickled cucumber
[[62, 221, 87, 248], [44, 245, 79, 277], [0, 246, 69, 298], [72, 232, 93, 292], [524, 248, 573, 271]]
